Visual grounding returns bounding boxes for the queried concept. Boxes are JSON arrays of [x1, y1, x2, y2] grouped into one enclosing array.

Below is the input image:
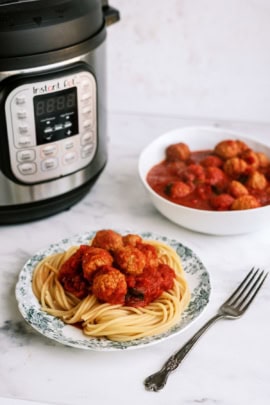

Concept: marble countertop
[[0, 113, 270, 405]]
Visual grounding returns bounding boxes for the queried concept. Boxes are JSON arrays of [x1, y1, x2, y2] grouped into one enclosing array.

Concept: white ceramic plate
[[15, 231, 211, 351], [138, 126, 270, 235]]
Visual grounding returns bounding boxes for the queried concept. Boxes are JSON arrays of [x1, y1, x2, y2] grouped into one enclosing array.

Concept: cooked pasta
[[32, 237, 190, 342]]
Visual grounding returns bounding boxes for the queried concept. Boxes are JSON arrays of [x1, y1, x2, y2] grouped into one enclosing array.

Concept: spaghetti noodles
[[32, 235, 190, 342]]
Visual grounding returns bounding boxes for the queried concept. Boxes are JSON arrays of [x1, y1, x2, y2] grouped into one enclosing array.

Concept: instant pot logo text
[[32, 78, 75, 95]]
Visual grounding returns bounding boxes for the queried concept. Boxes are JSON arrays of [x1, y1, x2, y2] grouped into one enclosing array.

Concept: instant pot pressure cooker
[[0, 0, 119, 224]]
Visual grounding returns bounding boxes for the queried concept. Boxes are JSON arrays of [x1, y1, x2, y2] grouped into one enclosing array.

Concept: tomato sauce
[[125, 265, 175, 307], [58, 231, 176, 308], [147, 145, 270, 211]]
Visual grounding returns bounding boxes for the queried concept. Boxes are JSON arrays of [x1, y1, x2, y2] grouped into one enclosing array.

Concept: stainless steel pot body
[[0, 43, 107, 206], [0, 0, 119, 223]]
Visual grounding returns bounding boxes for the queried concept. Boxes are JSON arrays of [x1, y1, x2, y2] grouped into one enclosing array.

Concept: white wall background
[[106, 0, 270, 123]]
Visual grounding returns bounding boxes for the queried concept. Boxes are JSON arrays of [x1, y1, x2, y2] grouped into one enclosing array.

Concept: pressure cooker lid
[[0, 0, 106, 57]]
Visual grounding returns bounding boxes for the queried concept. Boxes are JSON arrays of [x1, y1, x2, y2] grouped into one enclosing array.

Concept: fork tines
[[225, 267, 268, 311]]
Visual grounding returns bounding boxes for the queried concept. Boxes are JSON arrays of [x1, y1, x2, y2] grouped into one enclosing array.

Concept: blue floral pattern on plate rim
[[15, 230, 211, 351]]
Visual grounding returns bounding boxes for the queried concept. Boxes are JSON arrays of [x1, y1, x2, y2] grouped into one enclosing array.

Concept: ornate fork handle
[[144, 313, 224, 392]]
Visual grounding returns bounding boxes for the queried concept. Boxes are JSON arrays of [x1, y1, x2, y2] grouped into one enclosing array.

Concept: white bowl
[[138, 126, 270, 235]]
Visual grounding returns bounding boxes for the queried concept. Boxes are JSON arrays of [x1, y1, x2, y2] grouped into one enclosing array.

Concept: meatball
[[256, 152, 270, 168], [136, 242, 159, 267], [91, 229, 123, 253], [228, 180, 248, 198], [240, 149, 259, 172], [231, 195, 260, 210], [214, 140, 242, 159], [205, 167, 227, 186], [165, 160, 186, 176], [236, 140, 249, 154], [92, 266, 127, 305], [125, 266, 161, 307], [114, 245, 146, 275], [200, 155, 223, 168], [181, 164, 205, 183], [265, 166, 270, 181], [82, 247, 113, 281], [125, 265, 175, 307], [210, 194, 235, 211], [166, 181, 192, 199], [165, 142, 190, 162], [223, 157, 248, 177], [58, 245, 91, 299], [122, 233, 142, 246], [246, 171, 267, 190]]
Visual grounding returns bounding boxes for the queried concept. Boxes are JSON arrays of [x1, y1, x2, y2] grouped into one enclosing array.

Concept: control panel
[[4, 69, 97, 184]]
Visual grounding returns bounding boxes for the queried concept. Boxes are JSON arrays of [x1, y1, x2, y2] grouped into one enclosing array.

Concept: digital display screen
[[34, 87, 79, 145]]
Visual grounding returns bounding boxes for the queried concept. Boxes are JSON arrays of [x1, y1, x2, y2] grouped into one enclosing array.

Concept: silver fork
[[144, 267, 268, 392]]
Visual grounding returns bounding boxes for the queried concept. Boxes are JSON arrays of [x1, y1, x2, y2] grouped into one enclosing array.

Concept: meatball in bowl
[[138, 126, 270, 235]]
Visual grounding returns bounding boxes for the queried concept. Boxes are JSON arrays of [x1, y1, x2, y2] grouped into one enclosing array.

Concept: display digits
[[34, 88, 76, 117], [66, 93, 75, 108], [36, 100, 46, 116], [46, 98, 55, 114], [56, 95, 65, 111]]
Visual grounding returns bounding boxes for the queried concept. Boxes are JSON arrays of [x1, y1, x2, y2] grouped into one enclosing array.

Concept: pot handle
[[102, 0, 120, 26]]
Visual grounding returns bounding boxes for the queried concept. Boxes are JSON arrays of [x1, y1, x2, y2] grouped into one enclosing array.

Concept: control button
[[17, 149, 35, 162], [54, 124, 63, 131], [83, 119, 92, 129], [16, 136, 33, 148], [17, 110, 27, 119], [63, 151, 77, 165], [41, 158, 58, 171], [64, 121, 72, 128], [81, 144, 94, 158], [82, 106, 91, 114], [44, 127, 53, 134], [15, 95, 26, 105], [81, 132, 93, 145], [81, 92, 92, 101], [18, 162, 37, 175], [82, 79, 91, 88], [18, 124, 29, 134], [43, 132, 54, 141], [41, 144, 58, 158], [63, 140, 75, 150]]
